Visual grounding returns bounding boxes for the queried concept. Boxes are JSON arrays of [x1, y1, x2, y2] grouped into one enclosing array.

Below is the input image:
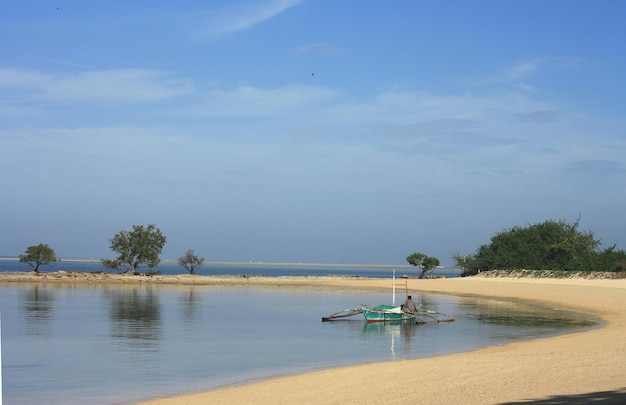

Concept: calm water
[[0, 280, 598, 405]]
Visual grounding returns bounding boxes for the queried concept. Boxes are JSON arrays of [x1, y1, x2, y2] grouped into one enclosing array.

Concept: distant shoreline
[[0, 256, 427, 269]]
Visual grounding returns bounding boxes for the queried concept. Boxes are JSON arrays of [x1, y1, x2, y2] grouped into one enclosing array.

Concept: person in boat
[[402, 295, 417, 313]]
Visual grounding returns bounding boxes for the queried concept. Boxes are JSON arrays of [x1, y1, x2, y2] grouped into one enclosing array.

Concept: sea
[[0, 260, 599, 405], [0, 257, 462, 278]]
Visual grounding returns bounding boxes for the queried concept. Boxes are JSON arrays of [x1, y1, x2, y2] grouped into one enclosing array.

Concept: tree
[[406, 252, 440, 278], [178, 249, 205, 275], [19, 243, 58, 273], [454, 218, 626, 276], [102, 224, 167, 274]]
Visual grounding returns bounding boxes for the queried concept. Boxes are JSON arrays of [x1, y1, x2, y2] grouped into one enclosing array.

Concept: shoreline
[[2, 273, 625, 404], [0, 257, 417, 268], [135, 276, 626, 405]]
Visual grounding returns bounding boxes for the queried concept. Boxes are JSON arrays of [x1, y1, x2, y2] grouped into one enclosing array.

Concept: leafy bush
[[455, 219, 626, 276]]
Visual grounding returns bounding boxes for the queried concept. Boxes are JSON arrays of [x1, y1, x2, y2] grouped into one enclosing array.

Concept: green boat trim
[[361, 305, 416, 322]]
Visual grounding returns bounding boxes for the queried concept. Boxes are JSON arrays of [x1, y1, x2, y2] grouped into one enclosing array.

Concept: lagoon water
[[0, 263, 597, 405]]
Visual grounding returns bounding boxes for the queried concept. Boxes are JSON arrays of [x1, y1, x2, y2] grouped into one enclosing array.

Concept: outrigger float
[[322, 270, 454, 324]]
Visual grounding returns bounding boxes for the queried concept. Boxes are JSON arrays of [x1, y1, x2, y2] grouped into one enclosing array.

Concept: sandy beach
[[2, 272, 625, 404], [127, 275, 626, 405]]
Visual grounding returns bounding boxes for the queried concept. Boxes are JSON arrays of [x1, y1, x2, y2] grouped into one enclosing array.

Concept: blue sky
[[1, 1, 625, 265]]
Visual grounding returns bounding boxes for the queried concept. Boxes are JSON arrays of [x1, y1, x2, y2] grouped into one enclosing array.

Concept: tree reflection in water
[[104, 286, 162, 350], [178, 287, 203, 321], [19, 286, 55, 336]]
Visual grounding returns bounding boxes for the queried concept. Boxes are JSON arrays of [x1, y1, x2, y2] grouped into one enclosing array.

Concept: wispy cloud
[[0, 68, 192, 104], [0, 68, 50, 88], [44, 69, 193, 102], [505, 60, 540, 80], [512, 110, 559, 124], [196, 0, 304, 39], [466, 57, 580, 94], [185, 84, 338, 117], [568, 160, 626, 175]]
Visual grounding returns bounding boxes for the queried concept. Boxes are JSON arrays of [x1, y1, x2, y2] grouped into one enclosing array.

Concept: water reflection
[[457, 297, 598, 340], [362, 321, 419, 357], [474, 311, 597, 328], [103, 286, 162, 350], [178, 287, 203, 320], [19, 286, 55, 336]]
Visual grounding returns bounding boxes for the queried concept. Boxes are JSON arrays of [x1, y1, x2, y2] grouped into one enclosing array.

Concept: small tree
[[19, 243, 58, 273], [406, 252, 440, 279], [102, 224, 167, 274], [178, 249, 205, 275]]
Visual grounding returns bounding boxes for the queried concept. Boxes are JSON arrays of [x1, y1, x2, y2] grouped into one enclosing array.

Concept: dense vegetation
[[454, 219, 626, 276]]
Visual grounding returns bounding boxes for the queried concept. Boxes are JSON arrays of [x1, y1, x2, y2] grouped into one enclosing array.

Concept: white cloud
[[3, 63, 621, 196]]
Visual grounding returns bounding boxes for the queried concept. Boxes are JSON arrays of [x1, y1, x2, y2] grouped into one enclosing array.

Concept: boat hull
[[361, 305, 415, 322]]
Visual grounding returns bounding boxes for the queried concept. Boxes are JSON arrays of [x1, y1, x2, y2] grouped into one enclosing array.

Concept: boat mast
[[392, 269, 396, 306]]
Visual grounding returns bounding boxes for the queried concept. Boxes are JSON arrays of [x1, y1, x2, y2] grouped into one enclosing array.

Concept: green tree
[[102, 224, 167, 274], [178, 249, 205, 275], [406, 252, 440, 278], [455, 218, 626, 276], [19, 243, 58, 272]]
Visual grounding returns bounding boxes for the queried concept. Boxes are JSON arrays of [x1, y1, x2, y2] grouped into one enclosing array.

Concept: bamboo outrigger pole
[[321, 308, 363, 321]]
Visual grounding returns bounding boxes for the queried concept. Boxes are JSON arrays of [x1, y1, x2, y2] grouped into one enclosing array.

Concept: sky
[[1, 1, 625, 265]]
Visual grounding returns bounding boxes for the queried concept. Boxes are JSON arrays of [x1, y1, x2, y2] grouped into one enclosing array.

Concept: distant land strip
[[0, 257, 431, 268]]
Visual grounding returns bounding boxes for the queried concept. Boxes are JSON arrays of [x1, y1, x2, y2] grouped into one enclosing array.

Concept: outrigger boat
[[322, 270, 454, 324], [360, 305, 455, 324], [360, 269, 418, 323]]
